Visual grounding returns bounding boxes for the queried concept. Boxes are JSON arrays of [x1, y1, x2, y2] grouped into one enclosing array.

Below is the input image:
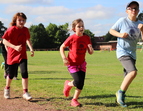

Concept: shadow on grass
[[30, 97, 66, 104], [127, 101, 143, 108], [28, 94, 143, 108], [30, 78, 72, 80], [80, 94, 143, 108], [29, 71, 61, 74]]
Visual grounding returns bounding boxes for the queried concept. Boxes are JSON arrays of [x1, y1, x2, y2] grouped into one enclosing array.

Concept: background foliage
[[0, 12, 143, 48]]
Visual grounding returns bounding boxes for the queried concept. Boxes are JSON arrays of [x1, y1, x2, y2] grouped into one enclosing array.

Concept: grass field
[[0, 50, 143, 111]]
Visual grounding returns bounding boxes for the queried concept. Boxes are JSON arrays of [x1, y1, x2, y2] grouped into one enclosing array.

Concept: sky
[[0, 0, 143, 36]]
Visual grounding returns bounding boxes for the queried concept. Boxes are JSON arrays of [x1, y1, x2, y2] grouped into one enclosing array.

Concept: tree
[[46, 23, 70, 48], [56, 23, 70, 47], [104, 32, 117, 42], [84, 29, 95, 46], [138, 11, 143, 21], [29, 23, 48, 49], [0, 21, 7, 37], [46, 23, 58, 48]]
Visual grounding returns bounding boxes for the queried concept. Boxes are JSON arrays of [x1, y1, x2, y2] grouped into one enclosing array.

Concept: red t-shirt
[[2, 26, 30, 65], [64, 34, 91, 66]]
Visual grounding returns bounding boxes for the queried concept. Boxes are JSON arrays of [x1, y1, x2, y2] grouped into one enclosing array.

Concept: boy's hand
[[120, 33, 128, 38], [138, 24, 143, 32]]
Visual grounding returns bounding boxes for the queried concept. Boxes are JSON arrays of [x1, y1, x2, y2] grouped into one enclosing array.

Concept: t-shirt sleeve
[[63, 36, 72, 46], [111, 17, 124, 32], [2, 28, 13, 40]]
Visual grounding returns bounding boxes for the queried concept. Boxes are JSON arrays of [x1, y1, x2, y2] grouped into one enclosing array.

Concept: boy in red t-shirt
[[60, 18, 94, 107], [2, 12, 34, 101]]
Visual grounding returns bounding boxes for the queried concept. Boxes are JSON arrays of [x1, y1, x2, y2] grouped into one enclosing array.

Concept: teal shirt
[[111, 17, 143, 60]]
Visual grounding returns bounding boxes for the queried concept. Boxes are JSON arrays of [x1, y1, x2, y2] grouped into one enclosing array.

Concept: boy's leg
[[120, 70, 137, 91], [116, 56, 137, 107]]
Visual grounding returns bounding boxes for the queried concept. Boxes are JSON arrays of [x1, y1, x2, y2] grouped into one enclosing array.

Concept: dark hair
[[10, 12, 27, 26], [72, 18, 84, 32]]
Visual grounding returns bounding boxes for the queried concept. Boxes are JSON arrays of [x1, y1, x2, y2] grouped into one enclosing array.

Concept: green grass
[[0, 50, 143, 110]]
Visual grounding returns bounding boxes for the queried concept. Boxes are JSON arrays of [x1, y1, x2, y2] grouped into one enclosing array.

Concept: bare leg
[[73, 88, 81, 100], [22, 78, 28, 92], [120, 71, 137, 91], [6, 77, 12, 87]]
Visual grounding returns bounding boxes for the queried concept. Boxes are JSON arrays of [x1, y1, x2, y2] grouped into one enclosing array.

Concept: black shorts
[[70, 71, 85, 90], [8, 59, 28, 79]]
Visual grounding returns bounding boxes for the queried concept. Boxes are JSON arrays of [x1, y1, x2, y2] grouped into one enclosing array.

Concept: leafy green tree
[[104, 32, 117, 42], [138, 11, 143, 21], [29, 23, 48, 49], [84, 29, 95, 46], [0, 21, 7, 37], [56, 23, 70, 46], [46, 23, 70, 48], [46, 23, 58, 48]]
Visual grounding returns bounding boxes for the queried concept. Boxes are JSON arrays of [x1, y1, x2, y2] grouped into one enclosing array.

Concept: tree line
[[0, 11, 143, 49]]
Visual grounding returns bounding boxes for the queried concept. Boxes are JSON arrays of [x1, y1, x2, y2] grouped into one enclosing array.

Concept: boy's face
[[16, 16, 26, 28], [126, 3, 139, 17], [74, 21, 85, 36]]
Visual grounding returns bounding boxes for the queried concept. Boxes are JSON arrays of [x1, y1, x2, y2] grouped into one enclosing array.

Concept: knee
[[74, 80, 84, 90], [130, 70, 137, 78], [21, 72, 28, 78]]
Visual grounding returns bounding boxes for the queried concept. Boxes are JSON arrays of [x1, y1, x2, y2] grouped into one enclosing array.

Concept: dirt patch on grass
[[0, 90, 57, 111]]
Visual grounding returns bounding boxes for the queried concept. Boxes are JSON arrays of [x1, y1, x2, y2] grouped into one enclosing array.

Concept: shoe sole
[[23, 97, 32, 101], [70, 104, 82, 107]]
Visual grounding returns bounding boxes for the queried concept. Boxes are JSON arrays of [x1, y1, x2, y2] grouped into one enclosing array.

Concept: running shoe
[[1, 62, 5, 69], [63, 80, 72, 97], [23, 92, 32, 101], [116, 90, 127, 107], [71, 99, 81, 107], [4, 88, 10, 99]]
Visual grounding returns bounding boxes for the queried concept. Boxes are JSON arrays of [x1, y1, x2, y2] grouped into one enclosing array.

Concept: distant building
[[94, 36, 117, 51]]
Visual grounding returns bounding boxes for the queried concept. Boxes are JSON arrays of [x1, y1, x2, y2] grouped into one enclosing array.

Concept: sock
[[5, 86, 10, 89], [23, 89, 28, 93], [119, 89, 126, 93]]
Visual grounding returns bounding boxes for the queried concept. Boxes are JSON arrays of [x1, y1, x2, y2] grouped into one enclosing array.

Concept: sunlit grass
[[0, 50, 143, 110]]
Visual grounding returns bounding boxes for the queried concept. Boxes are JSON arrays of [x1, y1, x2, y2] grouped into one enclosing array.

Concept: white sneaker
[[23, 92, 32, 101], [4, 89, 10, 99]]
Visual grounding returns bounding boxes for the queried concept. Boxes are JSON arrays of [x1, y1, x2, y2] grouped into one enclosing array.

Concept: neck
[[128, 16, 137, 22]]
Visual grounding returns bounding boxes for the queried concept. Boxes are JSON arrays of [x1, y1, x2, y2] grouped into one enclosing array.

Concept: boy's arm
[[109, 29, 128, 38], [138, 24, 143, 40]]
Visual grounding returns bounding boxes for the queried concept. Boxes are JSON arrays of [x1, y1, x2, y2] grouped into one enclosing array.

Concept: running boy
[[2, 12, 34, 100], [60, 18, 94, 107], [109, 1, 143, 107]]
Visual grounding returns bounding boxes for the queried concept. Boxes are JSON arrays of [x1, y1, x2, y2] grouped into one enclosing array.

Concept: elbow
[[109, 29, 112, 35]]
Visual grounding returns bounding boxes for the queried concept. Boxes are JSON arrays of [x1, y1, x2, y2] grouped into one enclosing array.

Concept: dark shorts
[[118, 56, 137, 76], [8, 59, 28, 79], [70, 71, 85, 90]]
